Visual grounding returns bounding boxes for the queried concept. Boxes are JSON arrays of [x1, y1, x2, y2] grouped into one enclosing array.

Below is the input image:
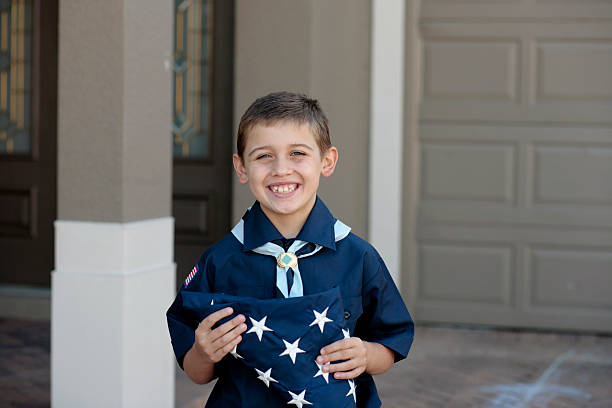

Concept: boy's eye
[[256, 154, 271, 160], [290, 151, 306, 157]]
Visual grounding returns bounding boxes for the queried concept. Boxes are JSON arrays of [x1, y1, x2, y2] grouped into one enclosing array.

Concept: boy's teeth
[[271, 184, 296, 193]]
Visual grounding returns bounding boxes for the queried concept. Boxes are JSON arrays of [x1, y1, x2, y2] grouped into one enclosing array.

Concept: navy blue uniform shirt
[[167, 197, 414, 408]]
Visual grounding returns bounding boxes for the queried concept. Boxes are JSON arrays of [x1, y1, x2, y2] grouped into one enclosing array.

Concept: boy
[[167, 91, 414, 407]]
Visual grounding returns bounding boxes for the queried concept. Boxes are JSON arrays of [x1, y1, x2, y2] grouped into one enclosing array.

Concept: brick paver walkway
[[2, 318, 611, 407]]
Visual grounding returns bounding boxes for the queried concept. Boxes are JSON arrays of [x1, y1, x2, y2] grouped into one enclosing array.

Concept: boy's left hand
[[316, 337, 369, 380]]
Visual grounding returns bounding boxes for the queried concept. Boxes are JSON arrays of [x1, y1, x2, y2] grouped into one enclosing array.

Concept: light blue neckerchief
[[231, 217, 351, 298]]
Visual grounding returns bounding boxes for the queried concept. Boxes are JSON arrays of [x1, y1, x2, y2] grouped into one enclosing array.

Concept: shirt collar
[[241, 197, 337, 252]]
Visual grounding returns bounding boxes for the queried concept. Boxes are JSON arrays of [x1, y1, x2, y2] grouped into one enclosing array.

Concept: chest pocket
[[342, 295, 363, 331]]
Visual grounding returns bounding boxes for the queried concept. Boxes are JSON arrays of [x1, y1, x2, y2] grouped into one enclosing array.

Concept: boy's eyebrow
[[248, 145, 271, 157], [248, 143, 315, 157], [289, 143, 315, 151]]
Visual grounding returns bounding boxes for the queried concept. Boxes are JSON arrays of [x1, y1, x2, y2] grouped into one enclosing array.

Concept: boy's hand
[[316, 337, 369, 380], [193, 307, 247, 364]]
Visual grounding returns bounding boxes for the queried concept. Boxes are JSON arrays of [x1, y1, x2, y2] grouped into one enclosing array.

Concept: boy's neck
[[260, 198, 316, 239], [270, 217, 304, 239]]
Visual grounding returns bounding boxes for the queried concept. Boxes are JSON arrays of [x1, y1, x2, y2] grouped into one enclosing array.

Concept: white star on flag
[[247, 316, 273, 341], [287, 390, 312, 408], [254, 367, 278, 387], [313, 361, 330, 383], [342, 328, 350, 339], [346, 379, 357, 403], [309, 306, 333, 333], [210, 299, 214, 305], [230, 344, 243, 359], [279, 338, 306, 364]]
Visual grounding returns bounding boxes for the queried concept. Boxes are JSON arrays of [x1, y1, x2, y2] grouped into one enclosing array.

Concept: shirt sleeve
[[166, 253, 214, 369], [355, 249, 414, 362]]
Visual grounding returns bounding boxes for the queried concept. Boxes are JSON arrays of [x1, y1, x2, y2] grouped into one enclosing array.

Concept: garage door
[[412, 0, 612, 332]]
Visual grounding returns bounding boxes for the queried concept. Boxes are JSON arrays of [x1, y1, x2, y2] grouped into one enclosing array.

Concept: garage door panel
[[536, 41, 612, 102], [414, 0, 612, 332], [419, 124, 612, 228], [420, 204, 612, 229], [533, 144, 612, 206], [420, 22, 612, 124], [423, 40, 519, 101], [413, 0, 612, 333], [421, 142, 516, 203], [422, 1, 612, 22], [421, 123, 612, 144], [529, 247, 612, 309], [418, 224, 612, 248], [416, 225, 612, 331], [420, 100, 612, 124], [419, 243, 513, 305]]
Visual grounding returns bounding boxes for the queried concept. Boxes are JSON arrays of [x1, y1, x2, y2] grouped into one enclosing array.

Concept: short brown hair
[[237, 91, 331, 159]]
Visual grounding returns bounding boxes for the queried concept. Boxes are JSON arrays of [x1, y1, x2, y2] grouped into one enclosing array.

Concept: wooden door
[[172, 0, 234, 289], [413, 0, 612, 332], [0, 0, 57, 287]]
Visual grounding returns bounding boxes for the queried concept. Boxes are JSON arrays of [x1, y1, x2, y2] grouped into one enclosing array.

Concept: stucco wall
[[233, 0, 371, 237], [57, 0, 172, 222]]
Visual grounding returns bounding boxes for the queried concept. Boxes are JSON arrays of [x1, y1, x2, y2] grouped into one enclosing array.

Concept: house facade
[[0, 0, 611, 406]]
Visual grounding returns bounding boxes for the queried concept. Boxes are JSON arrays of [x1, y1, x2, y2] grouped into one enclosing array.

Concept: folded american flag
[[181, 287, 357, 407]]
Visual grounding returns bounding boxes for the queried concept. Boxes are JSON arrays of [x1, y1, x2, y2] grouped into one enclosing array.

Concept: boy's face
[[233, 121, 338, 229]]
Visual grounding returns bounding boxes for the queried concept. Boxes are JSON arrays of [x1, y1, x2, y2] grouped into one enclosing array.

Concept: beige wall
[[401, 0, 421, 305], [233, 0, 371, 237], [58, 0, 172, 222]]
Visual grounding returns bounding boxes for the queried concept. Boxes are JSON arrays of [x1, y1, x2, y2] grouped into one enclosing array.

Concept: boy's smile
[[233, 121, 338, 237]]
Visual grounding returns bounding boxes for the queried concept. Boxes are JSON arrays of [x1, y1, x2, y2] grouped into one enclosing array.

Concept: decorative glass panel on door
[[173, 0, 212, 159], [0, 0, 32, 155]]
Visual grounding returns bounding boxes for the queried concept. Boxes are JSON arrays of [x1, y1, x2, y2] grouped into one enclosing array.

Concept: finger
[[333, 367, 365, 380], [319, 339, 350, 356], [211, 321, 247, 349], [318, 348, 354, 364], [209, 314, 246, 341], [213, 334, 242, 361], [324, 358, 362, 374], [199, 307, 234, 330]]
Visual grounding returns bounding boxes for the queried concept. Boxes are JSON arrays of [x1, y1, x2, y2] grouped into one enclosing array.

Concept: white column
[[369, 0, 406, 285], [54, 0, 174, 406], [52, 218, 176, 407]]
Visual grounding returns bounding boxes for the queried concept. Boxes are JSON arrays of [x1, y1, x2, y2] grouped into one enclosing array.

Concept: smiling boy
[[167, 92, 414, 407], [234, 119, 332, 239]]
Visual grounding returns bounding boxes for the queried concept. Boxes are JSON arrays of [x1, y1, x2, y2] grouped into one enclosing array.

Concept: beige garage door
[[412, 0, 612, 332]]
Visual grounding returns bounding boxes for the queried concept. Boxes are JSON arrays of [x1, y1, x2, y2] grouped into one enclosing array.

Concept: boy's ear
[[320, 146, 338, 178], [233, 154, 249, 184]]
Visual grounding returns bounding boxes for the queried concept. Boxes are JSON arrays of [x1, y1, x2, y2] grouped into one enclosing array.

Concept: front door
[[0, 0, 57, 287], [172, 0, 234, 289]]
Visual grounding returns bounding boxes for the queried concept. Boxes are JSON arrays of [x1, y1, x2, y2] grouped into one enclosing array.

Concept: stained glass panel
[[0, 0, 32, 155], [173, 0, 212, 159]]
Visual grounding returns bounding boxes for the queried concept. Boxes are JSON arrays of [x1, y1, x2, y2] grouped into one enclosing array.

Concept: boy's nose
[[272, 157, 292, 176]]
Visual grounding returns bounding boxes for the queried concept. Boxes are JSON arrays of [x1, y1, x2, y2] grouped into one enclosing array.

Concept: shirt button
[[344, 310, 351, 320]]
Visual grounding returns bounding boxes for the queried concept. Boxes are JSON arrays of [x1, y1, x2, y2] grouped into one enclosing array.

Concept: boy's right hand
[[193, 307, 247, 364]]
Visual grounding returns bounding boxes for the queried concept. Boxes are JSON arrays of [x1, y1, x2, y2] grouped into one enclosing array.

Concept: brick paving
[[0, 319, 50, 408], [2, 318, 612, 407]]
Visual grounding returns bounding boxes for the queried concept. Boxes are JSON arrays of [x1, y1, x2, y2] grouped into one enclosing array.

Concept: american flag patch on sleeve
[[184, 264, 199, 287]]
